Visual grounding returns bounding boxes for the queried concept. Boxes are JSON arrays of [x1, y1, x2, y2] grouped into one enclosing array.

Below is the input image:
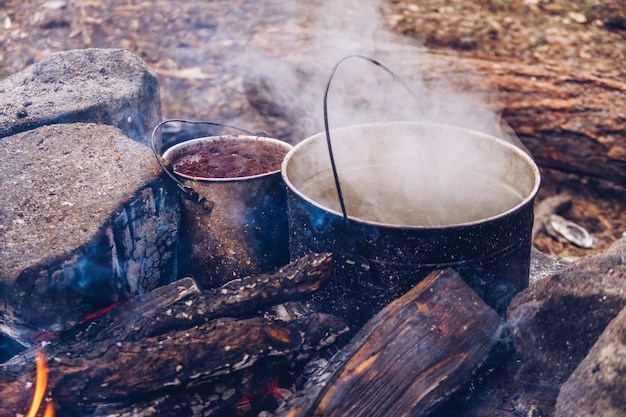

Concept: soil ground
[[1, 0, 625, 258]]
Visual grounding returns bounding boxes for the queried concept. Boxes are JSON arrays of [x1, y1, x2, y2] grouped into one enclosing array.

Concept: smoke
[[233, 0, 519, 146], [222, 0, 541, 228]]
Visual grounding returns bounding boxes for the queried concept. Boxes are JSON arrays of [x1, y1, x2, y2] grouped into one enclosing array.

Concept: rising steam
[[224, 0, 536, 226], [232, 0, 521, 147]]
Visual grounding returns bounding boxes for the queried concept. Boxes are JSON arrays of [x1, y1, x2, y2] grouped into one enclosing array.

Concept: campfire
[[1, 8, 626, 416], [1, 254, 504, 417]]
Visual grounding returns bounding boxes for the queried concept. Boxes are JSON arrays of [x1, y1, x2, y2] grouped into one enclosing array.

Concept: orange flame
[[44, 402, 55, 417], [26, 350, 54, 417]]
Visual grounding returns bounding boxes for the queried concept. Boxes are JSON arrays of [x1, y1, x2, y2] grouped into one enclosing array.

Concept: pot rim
[[281, 121, 541, 230], [162, 135, 292, 182]]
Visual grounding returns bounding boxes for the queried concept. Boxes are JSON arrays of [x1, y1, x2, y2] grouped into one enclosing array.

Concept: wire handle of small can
[[150, 119, 267, 200], [323, 55, 418, 220]]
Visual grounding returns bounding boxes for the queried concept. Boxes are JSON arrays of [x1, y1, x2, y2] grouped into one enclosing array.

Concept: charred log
[[0, 313, 346, 417], [48, 251, 334, 346], [140, 251, 334, 339], [273, 268, 503, 417], [0, 253, 345, 417]]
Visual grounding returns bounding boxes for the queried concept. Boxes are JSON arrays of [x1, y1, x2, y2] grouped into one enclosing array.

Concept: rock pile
[[0, 49, 178, 343]]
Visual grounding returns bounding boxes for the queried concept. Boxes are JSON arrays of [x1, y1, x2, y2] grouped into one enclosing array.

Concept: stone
[[555, 304, 626, 417], [0, 123, 180, 343], [507, 237, 626, 387], [0, 48, 161, 146], [529, 246, 570, 285]]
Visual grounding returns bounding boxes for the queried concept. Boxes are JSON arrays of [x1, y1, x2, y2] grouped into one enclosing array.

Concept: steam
[[285, 122, 537, 227], [233, 0, 520, 146], [224, 0, 538, 226]]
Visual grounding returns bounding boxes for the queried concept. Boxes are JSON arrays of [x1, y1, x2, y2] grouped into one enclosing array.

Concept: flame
[[26, 350, 54, 417], [44, 402, 55, 417]]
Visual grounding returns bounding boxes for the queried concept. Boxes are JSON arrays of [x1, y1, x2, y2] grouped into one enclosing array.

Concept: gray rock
[[529, 246, 571, 285], [555, 304, 626, 417], [0, 123, 179, 343], [0, 48, 161, 145], [507, 238, 626, 387]]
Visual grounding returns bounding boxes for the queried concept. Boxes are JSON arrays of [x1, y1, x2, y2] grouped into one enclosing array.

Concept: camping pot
[[282, 121, 540, 324], [154, 120, 292, 288]]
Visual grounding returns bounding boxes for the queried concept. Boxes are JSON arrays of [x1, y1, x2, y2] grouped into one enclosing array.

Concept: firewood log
[[0, 253, 344, 417], [0, 313, 347, 417], [138, 250, 334, 339], [48, 251, 334, 347], [272, 268, 503, 417]]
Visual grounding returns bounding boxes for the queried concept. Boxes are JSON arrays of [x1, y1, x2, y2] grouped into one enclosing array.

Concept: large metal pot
[[282, 122, 540, 324]]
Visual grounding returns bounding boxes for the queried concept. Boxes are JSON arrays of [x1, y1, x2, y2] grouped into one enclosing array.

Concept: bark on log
[[446, 52, 626, 186], [0, 253, 344, 417], [47, 251, 334, 346], [273, 268, 503, 417], [139, 251, 334, 340], [0, 314, 346, 417]]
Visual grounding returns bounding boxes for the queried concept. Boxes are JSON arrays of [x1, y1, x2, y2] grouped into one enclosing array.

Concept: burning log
[[272, 268, 503, 417], [65, 313, 345, 416], [0, 253, 347, 417]]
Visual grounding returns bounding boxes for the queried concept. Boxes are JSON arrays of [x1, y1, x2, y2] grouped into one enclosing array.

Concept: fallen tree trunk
[[273, 268, 503, 417], [447, 52, 626, 186], [0, 253, 346, 417]]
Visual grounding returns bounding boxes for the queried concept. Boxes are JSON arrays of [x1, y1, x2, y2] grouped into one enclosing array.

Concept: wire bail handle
[[323, 55, 419, 220], [150, 119, 267, 201]]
